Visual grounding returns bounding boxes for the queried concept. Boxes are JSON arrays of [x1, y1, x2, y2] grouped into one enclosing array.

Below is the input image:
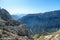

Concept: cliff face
[[0, 8, 33, 40]]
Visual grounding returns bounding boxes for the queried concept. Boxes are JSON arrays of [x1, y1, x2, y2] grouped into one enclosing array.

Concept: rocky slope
[[0, 8, 33, 40], [33, 30, 60, 40], [19, 10, 60, 34], [0, 8, 12, 21]]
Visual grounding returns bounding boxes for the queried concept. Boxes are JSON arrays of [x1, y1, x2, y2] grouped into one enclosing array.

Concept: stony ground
[[33, 30, 60, 40], [0, 29, 33, 40]]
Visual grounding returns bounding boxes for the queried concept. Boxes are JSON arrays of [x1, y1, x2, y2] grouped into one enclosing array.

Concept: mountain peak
[[0, 8, 12, 21]]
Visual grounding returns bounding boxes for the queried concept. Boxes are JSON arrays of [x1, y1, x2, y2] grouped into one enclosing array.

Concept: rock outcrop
[[0, 8, 33, 40], [0, 8, 12, 21]]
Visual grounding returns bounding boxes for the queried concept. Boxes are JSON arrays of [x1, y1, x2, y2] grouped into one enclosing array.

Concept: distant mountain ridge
[[18, 10, 60, 34], [11, 14, 27, 20]]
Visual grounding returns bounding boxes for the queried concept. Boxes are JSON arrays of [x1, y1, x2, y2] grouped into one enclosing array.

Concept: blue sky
[[0, 0, 60, 14]]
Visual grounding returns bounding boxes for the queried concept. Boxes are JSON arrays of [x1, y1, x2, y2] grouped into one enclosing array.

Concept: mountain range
[[18, 10, 60, 34], [1, 8, 60, 40]]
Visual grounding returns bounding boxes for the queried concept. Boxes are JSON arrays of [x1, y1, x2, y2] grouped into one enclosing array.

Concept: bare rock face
[[0, 8, 12, 21], [0, 8, 34, 40]]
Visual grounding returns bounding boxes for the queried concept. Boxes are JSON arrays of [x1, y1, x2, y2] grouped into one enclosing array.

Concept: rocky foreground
[[33, 30, 60, 40]]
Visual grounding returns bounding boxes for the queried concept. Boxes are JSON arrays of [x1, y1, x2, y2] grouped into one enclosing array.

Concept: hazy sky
[[0, 0, 60, 14]]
